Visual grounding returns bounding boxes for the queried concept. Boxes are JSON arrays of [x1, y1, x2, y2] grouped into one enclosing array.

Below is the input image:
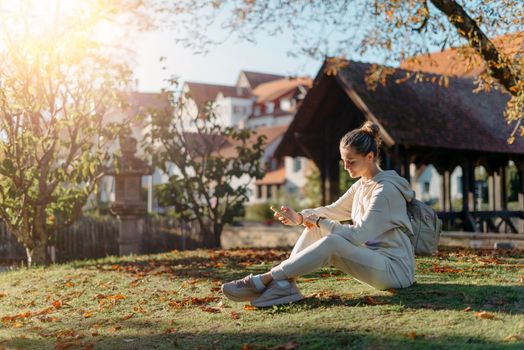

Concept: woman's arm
[[300, 181, 358, 221], [317, 183, 397, 245]]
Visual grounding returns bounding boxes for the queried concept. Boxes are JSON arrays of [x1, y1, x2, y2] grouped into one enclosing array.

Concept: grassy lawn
[[0, 246, 523, 350]]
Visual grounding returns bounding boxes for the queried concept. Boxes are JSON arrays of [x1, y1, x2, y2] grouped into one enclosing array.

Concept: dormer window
[[266, 102, 274, 114]]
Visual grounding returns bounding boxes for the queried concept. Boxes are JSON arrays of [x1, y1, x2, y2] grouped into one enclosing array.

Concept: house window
[[267, 185, 272, 199], [423, 182, 430, 194], [256, 185, 262, 199], [280, 99, 291, 111], [266, 102, 274, 114], [233, 105, 241, 114], [293, 158, 302, 172], [254, 106, 261, 116]]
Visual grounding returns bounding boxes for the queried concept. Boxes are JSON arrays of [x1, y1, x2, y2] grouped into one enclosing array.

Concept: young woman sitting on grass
[[221, 121, 416, 307]]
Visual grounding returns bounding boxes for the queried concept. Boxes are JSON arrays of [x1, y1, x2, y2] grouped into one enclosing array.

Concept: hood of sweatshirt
[[365, 170, 415, 202]]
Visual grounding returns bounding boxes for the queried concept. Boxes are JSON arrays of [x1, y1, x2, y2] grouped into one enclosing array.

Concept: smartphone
[[270, 206, 298, 225]]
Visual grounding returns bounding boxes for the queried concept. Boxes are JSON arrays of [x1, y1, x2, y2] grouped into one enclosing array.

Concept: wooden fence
[[0, 216, 211, 264]]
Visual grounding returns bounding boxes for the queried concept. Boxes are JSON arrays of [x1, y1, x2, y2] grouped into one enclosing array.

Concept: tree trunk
[[25, 243, 48, 267], [430, 0, 520, 95], [212, 222, 223, 248]]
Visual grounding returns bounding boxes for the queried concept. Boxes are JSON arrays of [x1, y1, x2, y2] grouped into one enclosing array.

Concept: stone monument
[[107, 132, 152, 255]]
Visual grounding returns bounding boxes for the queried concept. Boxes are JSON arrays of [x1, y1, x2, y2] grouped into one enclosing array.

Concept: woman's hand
[[303, 214, 320, 229], [274, 206, 302, 226]]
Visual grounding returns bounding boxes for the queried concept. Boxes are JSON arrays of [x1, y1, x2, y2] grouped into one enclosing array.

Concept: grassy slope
[[0, 247, 523, 350]]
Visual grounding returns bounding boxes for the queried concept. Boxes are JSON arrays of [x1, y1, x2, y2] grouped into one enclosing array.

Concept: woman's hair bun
[[360, 121, 380, 138]]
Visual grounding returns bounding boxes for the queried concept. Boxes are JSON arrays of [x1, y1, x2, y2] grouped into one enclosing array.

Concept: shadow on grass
[[5, 328, 524, 350], [83, 247, 289, 281], [293, 282, 524, 315]]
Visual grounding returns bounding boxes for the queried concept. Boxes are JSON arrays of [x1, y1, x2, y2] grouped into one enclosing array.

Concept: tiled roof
[[184, 82, 251, 110], [277, 60, 524, 158], [253, 77, 312, 103], [218, 124, 288, 158], [400, 32, 523, 77], [240, 71, 286, 89], [255, 167, 286, 185]]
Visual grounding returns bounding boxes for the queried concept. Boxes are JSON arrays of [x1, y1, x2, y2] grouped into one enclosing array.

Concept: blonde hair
[[340, 121, 382, 159]]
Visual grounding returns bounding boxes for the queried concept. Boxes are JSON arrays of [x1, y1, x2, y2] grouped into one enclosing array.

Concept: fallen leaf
[[243, 305, 257, 311], [267, 340, 299, 350], [53, 300, 63, 309], [300, 278, 317, 283], [121, 313, 134, 321], [405, 332, 417, 340], [504, 334, 522, 341], [463, 306, 472, 312], [475, 311, 495, 319], [163, 328, 177, 335], [363, 296, 386, 305], [83, 311, 93, 319], [230, 311, 240, 320], [200, 306, 220, 313]]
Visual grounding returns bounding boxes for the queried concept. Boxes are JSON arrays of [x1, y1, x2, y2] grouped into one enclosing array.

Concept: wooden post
[[324, 150, 340, 205], [441, 170, 451, 212], [518, 164, 524, 233], [320, 153, 327, 206], [488, 172, 495, 210], [402, 152, 411, 183], [493, 169, 502, 210], [500, 164, 507, 210], [461, 160, 475, 231]]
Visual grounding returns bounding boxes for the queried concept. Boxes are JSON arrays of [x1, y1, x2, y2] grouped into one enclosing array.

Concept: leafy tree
[[0, 1, 141, 266], [162, 0, 523, 139], [145, 93, 266, 248]]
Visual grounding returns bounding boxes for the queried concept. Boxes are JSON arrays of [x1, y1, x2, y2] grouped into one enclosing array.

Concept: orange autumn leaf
[[163, 328, 177, 335], [475, 311, 495, 319], [463, 306, 472, 312], [243, 305, 257, 311], [504, 334, 522, 341], [53, 300, 63, 309], [300, 278, 317, 283], [364, 296, 386, 305], [200, 306, 221, 313], [267, 340, 299, 350], [121, 313, 134, 321], [405, 332, 417, 340], [83, 311, 93, 318]]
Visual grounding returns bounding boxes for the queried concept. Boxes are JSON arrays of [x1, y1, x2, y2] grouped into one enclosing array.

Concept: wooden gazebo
[[275, 60, 524, 233]]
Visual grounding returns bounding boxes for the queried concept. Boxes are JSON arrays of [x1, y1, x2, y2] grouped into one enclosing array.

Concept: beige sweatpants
[[270, 227, 411, 290]]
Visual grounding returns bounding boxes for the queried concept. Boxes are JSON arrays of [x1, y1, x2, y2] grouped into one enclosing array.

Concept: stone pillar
[[107, 133, 152, 256]]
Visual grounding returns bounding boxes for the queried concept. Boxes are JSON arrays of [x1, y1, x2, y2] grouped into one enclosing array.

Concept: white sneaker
[[250, 280, 304, 307]]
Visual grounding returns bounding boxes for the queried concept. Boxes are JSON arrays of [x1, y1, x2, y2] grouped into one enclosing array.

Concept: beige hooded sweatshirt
[[300, 170, 416, 284]]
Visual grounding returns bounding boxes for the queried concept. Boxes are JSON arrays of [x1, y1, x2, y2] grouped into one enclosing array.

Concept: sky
[[131, 29, 323, 93]]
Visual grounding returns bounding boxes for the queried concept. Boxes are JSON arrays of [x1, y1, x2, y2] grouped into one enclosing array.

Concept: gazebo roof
[[276, 60, 524, 158]]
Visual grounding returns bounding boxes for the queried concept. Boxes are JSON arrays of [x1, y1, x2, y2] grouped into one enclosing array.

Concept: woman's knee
[[317, 234, 347, 253]]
